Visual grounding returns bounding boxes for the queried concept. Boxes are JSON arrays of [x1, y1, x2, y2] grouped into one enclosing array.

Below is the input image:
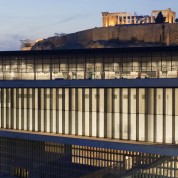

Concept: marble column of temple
[[126, 16, 128, 24], [117, 15, 120, 24], [121, 15, 124, 24]]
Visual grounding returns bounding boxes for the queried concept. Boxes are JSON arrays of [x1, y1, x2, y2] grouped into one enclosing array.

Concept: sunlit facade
[[0, 47, 178, 177]]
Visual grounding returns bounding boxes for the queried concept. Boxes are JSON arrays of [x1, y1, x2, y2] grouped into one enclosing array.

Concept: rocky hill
[[32, 23, 178, 50]]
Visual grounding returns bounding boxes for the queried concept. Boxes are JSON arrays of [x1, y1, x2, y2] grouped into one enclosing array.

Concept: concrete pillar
[[98, 88, 104, 138], [71, 88, 76, 135], [165, 89, 172, 143], [130, 88, 136, 140], [147, 88, 154, 142], [12, 89, 17, 129], [28, 89, 33, 131], [156, 89, 163, 143], [45, 88, 50, 133], [138, 89, 146, 141], [65, 89, 69, 134], [57, 89, 63, 134], [113, 88, 120, 139], [107, 88, 112, 138], [78, 88, 83, 135], [1, 88, 7, 129], [51, 88, 56, 133], [92, 88, 97, 137], [23, 88, 27, 131], [39, 88, 44, 132], [122, 88, 128, 139], [84, 88, 90, 136], [34, 89, 38, 132], [6, 89, 11, 129], [17, 89, 21, 130]]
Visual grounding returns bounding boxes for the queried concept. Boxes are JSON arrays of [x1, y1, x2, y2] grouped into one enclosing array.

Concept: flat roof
[[0, 46, 178, 56]]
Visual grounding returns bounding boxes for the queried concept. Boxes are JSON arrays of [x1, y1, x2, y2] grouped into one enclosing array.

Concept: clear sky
[[0, 0, 177, 51]]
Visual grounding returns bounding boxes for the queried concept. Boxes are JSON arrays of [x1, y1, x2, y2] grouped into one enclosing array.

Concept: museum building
[[0, 46, 178, 177]]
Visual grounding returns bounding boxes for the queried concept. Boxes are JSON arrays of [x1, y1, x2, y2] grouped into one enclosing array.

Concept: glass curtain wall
[[0, 51, 177, 80]]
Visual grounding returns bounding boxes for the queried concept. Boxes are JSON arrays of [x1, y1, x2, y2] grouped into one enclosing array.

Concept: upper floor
[[0, 46, 178, 80]]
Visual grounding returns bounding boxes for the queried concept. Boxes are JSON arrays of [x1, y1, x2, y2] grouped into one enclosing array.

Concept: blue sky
[[0, 0, 177, 50]]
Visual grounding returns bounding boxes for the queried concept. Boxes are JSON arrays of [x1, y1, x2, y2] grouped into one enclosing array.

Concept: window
[[13, 168, 29, 178]]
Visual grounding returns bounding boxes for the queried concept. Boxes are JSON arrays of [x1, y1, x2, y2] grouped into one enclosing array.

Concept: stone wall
[[32, 23, 178, 50]]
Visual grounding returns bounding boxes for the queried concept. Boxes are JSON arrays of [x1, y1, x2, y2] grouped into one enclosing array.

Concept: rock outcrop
[[32, 23, 178, 50]]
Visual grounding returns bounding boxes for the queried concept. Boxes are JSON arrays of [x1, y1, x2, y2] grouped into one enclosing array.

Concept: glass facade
[[0, 137, 177, 178], [0, 48, 178, 80]]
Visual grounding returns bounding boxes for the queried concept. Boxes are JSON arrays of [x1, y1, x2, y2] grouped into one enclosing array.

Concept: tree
[[155, 11, 165, 24]]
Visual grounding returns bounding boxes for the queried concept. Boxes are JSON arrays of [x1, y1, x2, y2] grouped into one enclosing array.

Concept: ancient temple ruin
[[102, 8, 176, 27]]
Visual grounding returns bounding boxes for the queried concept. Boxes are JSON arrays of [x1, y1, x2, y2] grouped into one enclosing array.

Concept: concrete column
[[57, 89, 63, 134], [122, 88, 128, 139], [28, 89, 33, 131], [65, 88, 69, 134], [156, 89, 163, 143], [17, 89, 21, 130], [6, 89, 11, 129], [2, 89, 6, 129], [44, 88, 50, 133], [98, 88, 104, 138], [51, 88, 56, 133], [130, 88, 136, 140], [23, 88, 27, 131], [78, 88, 83, 136], [12, 89, 16, 129], [92, 88, 97, 137], [113, 88, 120, 139], [85, 88, 90, 136], [147, 88, 154, 142], [39, 89, 44, 132], [165, 89, 172, 143], [138, 89, 145, 141], [34, 89, 38, 131], [71, 88, 76, 135], [107, 88, 112, 138]]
